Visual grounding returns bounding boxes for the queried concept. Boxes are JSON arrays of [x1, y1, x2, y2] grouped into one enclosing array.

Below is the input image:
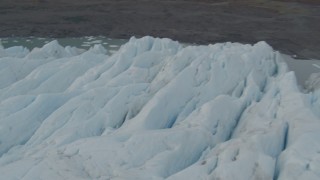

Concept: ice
[[306, 73, 320, 91], [0, 41, 29, 60], [0, 36, 319, 179]]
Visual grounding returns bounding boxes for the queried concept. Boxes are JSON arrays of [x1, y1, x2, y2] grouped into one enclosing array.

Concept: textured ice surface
[[306, 73, 320, 91], [0, 36, 319, 179]]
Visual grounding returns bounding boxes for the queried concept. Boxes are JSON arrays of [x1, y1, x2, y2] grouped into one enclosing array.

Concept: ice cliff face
[[0, 37, 319, 180]]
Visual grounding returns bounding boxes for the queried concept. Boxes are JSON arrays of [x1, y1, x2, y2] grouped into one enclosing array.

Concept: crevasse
[[0, 36, 319, 180]]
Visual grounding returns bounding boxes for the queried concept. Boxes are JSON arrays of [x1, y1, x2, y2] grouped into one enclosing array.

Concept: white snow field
[[0, 36, 319, 180]]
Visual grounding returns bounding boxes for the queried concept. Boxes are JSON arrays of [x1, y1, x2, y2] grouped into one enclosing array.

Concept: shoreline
[[0, 0, 319, 59]]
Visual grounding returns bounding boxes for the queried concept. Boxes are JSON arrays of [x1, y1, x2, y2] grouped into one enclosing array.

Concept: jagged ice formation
[[0, 37, 320, 180]]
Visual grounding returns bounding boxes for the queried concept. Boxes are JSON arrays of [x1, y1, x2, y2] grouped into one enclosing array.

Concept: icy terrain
[[0, 37, 320, 180]]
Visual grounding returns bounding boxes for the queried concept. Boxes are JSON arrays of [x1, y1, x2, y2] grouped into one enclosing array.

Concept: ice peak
[[0, 37, 319, 180]]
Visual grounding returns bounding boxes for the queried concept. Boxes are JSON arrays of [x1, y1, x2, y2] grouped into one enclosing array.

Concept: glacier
[[0, 36, 319, 180]]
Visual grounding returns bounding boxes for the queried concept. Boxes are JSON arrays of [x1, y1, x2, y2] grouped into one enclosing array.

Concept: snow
[[0, 36, 320, 179]]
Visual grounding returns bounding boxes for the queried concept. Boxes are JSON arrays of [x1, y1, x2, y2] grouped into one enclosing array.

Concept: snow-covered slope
[[0, 36, 319, 180]]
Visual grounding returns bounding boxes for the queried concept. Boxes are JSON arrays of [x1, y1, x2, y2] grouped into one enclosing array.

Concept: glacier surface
[[0, 36, 319, 180]]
